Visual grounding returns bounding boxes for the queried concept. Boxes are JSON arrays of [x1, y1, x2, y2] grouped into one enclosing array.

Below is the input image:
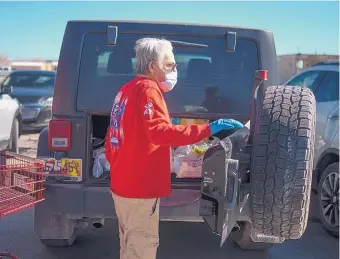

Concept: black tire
[[317, 162, 339, 238], [250, 85, 316, 241], [8, 118, 19, 154], [233, 222, 274, 250], [40, 235, 76, 247]]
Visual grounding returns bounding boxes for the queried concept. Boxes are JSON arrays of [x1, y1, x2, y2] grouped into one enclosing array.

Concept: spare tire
[[233, 222, 274, 250], [250, 85, 316, 242]]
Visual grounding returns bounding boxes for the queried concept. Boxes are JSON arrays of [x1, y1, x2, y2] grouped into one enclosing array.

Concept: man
[[105, 37, 243, 259]]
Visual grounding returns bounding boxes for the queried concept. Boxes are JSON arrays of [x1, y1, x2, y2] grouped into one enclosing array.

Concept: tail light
[[255, 70, 268, 81], [48, 120, 71, 151]]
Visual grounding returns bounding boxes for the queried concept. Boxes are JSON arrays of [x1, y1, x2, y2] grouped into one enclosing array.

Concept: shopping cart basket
[[0, 151, 45, 259]]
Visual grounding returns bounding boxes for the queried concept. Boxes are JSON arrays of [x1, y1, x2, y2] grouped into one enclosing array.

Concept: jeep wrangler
[[35, 20, 316, 250]]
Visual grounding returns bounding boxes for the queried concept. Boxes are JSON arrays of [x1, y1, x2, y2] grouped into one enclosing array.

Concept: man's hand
[[209, 119, 244, 135]]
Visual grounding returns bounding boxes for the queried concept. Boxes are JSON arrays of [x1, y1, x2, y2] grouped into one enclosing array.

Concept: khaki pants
[[112, 192, 160, 259]]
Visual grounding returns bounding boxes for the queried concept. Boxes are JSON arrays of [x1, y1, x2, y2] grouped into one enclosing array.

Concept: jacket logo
[[144, 102, 153, 115]]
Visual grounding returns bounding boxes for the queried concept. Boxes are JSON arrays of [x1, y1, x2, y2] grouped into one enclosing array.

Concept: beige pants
[[112, 192, 160, 259]]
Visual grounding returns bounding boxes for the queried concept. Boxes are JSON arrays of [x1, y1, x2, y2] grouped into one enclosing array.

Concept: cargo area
[[90, 115, 111, 182], [89, 114, 236, 187]]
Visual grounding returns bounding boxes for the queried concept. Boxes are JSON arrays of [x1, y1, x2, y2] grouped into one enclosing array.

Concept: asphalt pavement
[[0, 134, 338, 259]]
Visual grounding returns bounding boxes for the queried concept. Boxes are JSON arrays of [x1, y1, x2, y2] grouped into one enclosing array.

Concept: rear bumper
[[38, 182, 204, 222]]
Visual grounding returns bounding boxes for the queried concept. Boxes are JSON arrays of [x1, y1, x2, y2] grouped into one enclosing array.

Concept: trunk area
[[89, 115, 235, 189]]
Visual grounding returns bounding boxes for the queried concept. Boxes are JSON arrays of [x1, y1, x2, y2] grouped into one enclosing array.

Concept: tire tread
[[250, 85, 316, 240]]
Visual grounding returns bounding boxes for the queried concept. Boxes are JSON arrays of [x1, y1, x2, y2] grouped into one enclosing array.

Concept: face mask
[[152, 61, 178, 92], [159, 70, 178, 92]]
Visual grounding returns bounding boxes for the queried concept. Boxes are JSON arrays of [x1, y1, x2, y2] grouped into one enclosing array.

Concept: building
[[10, 60, 58, 71]]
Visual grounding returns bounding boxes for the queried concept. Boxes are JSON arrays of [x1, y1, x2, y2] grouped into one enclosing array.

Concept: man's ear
[[148, 61, 155, 74]]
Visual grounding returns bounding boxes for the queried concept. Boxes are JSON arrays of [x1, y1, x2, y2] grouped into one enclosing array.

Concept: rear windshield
[[77, 33, 259, 117]]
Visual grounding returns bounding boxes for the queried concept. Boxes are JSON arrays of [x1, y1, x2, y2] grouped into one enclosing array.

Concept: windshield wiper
[[170, 40, 208, 48]]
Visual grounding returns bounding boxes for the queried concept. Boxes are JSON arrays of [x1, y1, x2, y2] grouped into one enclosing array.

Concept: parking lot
[[1, 2, 339, 259], [0, 133, 337, 259], [18, 133, 39, 158]]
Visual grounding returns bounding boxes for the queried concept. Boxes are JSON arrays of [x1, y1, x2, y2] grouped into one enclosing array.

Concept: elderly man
[[105, 37, 243, 259]]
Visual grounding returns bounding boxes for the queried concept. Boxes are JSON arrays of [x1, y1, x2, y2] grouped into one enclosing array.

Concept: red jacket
[[105, 77, 211, 198]]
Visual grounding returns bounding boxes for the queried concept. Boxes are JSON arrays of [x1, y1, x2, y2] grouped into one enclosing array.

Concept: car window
[[286, 70, 325, 91], [314, 71, 339, 102], [97, 52, 213, 80], [77, 33, 259, 116], [3, 73, 55, 88]]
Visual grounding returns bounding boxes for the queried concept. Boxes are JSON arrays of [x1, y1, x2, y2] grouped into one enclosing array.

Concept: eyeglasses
[[152, 60, 177, 72], [166, 63, 177, 72]]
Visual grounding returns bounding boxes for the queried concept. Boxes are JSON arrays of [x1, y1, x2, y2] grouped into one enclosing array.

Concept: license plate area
[[42, 158, 82, 181], [21, 107, 40, 120]]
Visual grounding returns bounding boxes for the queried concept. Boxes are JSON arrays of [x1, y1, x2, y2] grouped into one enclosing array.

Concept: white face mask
[[159, 70, 178, 92]]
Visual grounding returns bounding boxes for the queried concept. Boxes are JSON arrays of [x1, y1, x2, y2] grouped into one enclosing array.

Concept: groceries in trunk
[[92, 144, 110, 179], [172, 137, 220, 178]]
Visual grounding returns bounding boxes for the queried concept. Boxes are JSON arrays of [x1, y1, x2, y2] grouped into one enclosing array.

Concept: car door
[[0, 89, 19, 150], [0, 94, 7, 144], [0, 93, 13, 149], [312, 70, 339, 162]]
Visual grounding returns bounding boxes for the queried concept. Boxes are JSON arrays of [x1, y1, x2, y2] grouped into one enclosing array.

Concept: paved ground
[[18, 133, 39, 158], [0, 133, 338, 259]]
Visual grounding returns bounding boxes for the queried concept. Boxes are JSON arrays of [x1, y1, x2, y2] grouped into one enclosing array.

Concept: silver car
[[0, 83, 21, 153], [2, 70, 56, 131], [285, 61, 339, 237]]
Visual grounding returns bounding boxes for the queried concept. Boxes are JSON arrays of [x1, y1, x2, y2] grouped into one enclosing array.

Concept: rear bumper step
[[39, 183, 204, 221]]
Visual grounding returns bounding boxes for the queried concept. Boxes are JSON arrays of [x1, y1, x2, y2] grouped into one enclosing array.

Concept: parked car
[[285, 61, 339, 237], [34, 21, 316, 251], [0, 83, 21, 153], [1, 70, 56, 131]]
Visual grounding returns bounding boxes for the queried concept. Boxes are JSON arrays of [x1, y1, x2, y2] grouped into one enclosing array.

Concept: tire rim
[[321, 171, 339, 227]]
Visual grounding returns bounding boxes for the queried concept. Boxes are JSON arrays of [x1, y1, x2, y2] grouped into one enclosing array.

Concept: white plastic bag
[[173, 137, 219, 178], [92, 147, 110, 178]]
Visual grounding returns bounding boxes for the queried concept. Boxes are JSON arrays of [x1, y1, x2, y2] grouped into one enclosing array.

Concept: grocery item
[[173, 137, 219, 178], [92, 147, 110, 179]]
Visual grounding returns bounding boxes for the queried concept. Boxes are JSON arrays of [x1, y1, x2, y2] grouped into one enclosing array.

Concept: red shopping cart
[[0, 151, 45, 259]]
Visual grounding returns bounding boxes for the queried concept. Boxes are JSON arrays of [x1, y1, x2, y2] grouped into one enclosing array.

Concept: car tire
[[233, 222, 274, 250], [8, 117, 19, 154], [250, 85, 316, 241], [40, 234, 76, 247], [317, 162, 339, 238]]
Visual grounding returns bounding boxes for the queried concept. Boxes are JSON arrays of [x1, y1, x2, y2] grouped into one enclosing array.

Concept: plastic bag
[[173, 137, 220, 178], [92, 147, 110, 178]]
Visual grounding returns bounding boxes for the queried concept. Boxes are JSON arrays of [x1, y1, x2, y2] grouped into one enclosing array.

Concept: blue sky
[[0, 1, 339, 60]]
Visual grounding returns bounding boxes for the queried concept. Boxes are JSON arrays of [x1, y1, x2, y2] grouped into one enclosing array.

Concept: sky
[[0, 1, 339, 60]]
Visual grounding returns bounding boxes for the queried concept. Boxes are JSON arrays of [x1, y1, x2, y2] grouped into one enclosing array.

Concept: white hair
[[134, 37, 173, 75]]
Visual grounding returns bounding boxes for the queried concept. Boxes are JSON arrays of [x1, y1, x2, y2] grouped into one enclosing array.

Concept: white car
[[285, 61, 339, 237], [0, 84, 21, 153]]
